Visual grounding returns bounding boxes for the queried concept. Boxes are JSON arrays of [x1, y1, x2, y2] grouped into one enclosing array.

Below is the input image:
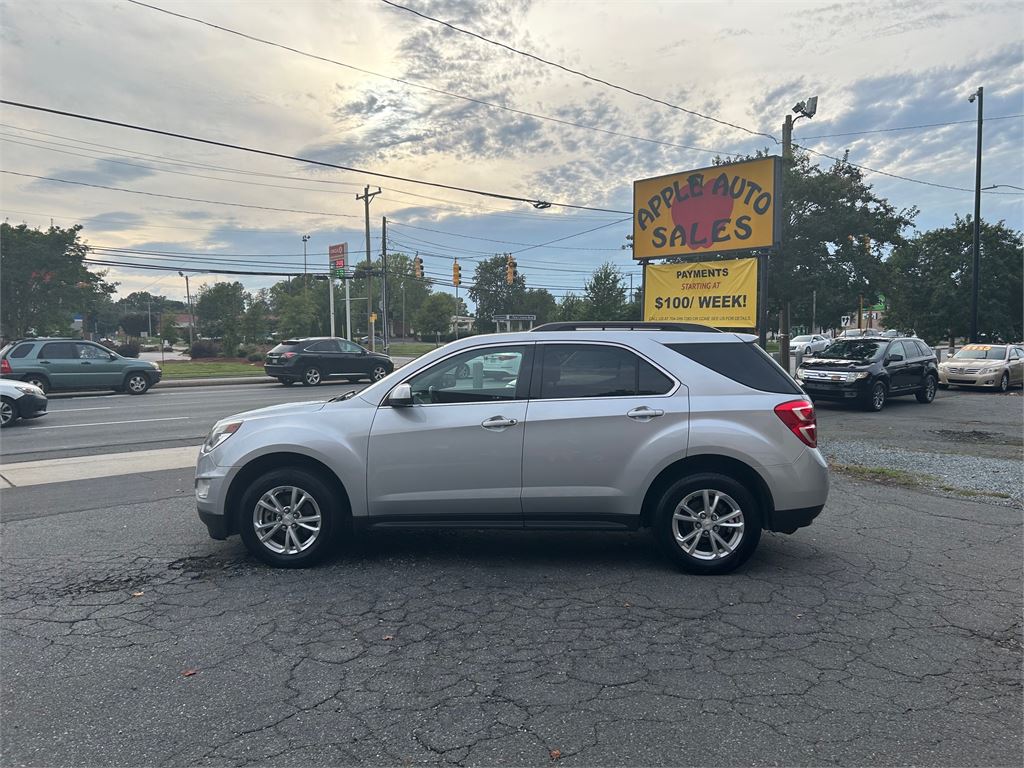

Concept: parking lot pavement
[[2, 473, 1021, 767]]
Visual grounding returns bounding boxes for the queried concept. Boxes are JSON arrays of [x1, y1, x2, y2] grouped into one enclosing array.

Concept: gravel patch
[[822, 437, 1023, 507]]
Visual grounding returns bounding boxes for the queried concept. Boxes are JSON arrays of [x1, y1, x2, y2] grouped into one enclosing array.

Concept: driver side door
[[366, 343, 534, 524]]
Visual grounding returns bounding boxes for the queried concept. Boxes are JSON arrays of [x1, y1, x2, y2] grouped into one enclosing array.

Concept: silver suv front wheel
[[238, 467, 342, 567], [656, 472, 762, 574]]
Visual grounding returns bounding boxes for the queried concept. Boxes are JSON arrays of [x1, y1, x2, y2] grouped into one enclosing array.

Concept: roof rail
[[531, 321, 722, 333]]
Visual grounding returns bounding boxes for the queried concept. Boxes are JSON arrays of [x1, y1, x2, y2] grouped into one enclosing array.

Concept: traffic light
[[505, 253, 518, 285], [413, 255, 423, 279], [452, 259, 461, 287]]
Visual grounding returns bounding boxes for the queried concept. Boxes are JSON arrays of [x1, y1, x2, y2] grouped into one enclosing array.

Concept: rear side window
[[913, 340, 932, 358], [537, 344, 673, 399], [40, 342, 77, 359], [9, 343, 34, 359], [269, 342, 301, 354], [666, 342, 802, 394]]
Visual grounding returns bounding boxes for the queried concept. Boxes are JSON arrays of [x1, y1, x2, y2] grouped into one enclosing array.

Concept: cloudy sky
[[1, 0, 1022, 309]]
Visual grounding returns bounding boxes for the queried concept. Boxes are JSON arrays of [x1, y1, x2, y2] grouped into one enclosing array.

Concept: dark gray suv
[[0, 338, 162, 394]]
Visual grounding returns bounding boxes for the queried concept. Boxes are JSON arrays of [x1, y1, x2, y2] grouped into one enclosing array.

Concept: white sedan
[[791, 334, 831, 355], [0, 379, 47, 428]]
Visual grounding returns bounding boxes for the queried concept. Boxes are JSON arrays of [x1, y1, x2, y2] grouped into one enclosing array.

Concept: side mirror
[[886, 354, 904, 364], [387, 382, 413, 407], [109, 352, 117, 360]]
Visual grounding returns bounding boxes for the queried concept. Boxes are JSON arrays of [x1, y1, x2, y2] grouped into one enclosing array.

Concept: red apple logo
[[671, 181, 735, 250]]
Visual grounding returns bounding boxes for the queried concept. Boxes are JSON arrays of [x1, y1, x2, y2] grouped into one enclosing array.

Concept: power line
[[85, 257, 312, 277], [0, 125, 616, 220], [792, 145, 1024, 195], [0, 98, 631, 214], [124, 0, 739, 159], [797, 114, 1024, 140], [0, 170, 359, 216], [379, 0, 777, 143], [388, 220, 624, 250]]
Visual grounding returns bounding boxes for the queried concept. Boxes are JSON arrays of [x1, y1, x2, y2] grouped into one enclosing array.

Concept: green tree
[[276, 292, 319, 339], [558, 293, 586, 321], [582, 262, 628, 320], [415, 292, 458, 338], [519, 289, 557, 324], [242, 290, 271, 343], [0, 223, 115, 339], [118, 312, 150, 337], [195, 281, 248, 354], [885, 216, 1023, 343], [468, 255, 526, 332], [160, 315, 178, 345]]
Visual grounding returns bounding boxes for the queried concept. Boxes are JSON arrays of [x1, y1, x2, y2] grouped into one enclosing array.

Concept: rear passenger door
[[520, 343, 685, 527], [37, 342, 80, 389], [304, 340, 342, 376]]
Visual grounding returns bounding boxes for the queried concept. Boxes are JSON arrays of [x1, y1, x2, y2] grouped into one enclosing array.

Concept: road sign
[[329, 243, 347, 277]]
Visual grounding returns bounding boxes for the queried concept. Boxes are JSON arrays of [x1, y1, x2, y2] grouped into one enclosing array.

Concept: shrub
[[189, 339, 221, 358], [246, 351, 264, 362], [115, 341, 140, 358]]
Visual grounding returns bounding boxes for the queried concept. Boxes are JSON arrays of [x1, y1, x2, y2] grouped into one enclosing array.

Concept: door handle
[[39, 360, 51, 365], [81, 362, 92, 365], [627, 406, 664, 421], [481, 415, 518, 430]]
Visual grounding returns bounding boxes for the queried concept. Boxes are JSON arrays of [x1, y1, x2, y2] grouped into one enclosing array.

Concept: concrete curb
[[155, 376, 277, 388]]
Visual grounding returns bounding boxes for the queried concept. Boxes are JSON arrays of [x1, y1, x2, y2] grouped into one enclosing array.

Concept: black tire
[[0, 397, 18, 428], [864, 380, 887, 412], [456, 363, 471, 379], [370, 364, 390, 382], [124, 371, 150, 395], [654, 473, 762, 575], [998, 372, 1009, 393], [301, 367, 322, 386], [237, 467, 344, 568], [916, 374, 937, 403], [278, 378, 295, 387], [804, 347, 812, 356], [22, 374, 49, 394]]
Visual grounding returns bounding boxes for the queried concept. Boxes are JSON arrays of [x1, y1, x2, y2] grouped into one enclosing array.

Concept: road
[[0, 382, 1021, 766]]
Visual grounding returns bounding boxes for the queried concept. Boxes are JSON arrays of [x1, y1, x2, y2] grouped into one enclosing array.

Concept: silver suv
[[195, 323, 829, 574]]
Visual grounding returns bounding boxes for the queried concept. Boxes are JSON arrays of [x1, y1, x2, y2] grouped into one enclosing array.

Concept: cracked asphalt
[[2, 470, 1021, 767]]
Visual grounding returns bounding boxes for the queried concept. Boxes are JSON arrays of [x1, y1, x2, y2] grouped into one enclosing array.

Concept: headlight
[[14, 384, 42, 395], [201, 420, 243, 454], [795, 369, 806, 379], [849, 371, 870, 381]]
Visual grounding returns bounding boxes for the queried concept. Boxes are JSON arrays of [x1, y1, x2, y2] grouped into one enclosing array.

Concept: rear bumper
[[264, 364, 299, 378], [765, 505, 824, 533]]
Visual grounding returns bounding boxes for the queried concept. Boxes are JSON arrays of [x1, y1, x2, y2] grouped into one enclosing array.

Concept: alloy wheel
[[127, 374, 148, 393], [871, 383, 886, 411], [304, 368, 322, 385], [252, 485, 323, 556], [671, 489, 745, 561], [1000, 373, 1009, 392], [0, 399, 14, 427], [372, 365, 388, 381]]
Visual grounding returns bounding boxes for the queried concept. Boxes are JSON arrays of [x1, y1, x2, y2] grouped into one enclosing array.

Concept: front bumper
[[150, 369, 163, 384], [797, 376, 872, 401], [939, 368, 1003, 387], [195, 449, 235, 539], [17, 393, 47, 419]]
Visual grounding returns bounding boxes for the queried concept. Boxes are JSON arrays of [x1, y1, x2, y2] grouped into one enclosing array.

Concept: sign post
[[329, 243, 350, 340]]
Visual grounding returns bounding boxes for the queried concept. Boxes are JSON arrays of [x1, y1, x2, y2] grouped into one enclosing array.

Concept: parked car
[[791, 334, 831, 355], [264, 337, 394, 386], [196, 321, 829, 574], [796, 337, 938, 411], [938, 344, 1023, 392], [0, 338, 161, 394], [358, 336, 385, 349], [0, 379, 47, 428]]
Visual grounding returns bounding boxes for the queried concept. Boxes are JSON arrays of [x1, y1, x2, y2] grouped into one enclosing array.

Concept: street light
[[301, 234, 311, 290], [968, 87, 983, 343], [178, 270, 194, 349]]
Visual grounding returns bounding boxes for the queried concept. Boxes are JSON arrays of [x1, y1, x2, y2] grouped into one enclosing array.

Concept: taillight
[[281, 352, 297, 359], [774, 399, 817, 448], [0, 359, 10, 375]]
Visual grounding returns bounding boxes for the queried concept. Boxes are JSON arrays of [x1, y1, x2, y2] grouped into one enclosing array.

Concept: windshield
[[792, 335, 812, 343], [953, 345, 1006, 360], [818, 340, 887, 361]]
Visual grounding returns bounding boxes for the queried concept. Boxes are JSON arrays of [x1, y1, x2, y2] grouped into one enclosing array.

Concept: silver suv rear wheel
[[656, 472, 761, 574]]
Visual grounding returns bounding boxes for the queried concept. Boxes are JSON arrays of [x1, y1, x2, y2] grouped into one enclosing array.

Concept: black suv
[[795, 336, 938, 411], [264, 337, 393, 387]]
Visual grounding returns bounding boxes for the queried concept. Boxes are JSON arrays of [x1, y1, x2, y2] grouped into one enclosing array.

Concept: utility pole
[[811, 289, 817, 334], [178, 271, 194, 348], [328, 269, 336, 337], [345, 266, 352, 341], [302, 234, 310, 292], [777, 95, 818, 365], [969, 86, 983, 343], [381, 216, 389, 353], [356, 186, 381, 350]]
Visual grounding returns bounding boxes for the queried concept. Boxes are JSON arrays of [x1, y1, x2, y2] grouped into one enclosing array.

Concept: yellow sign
[[633, 156, 780, 259], [370, 312, 377, 323], [644, 257, 758, 327]]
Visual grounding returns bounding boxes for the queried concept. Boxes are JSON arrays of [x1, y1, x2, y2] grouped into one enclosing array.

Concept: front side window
[[338, 339, 362, 354], [76, 343, 109, 360], [40, 342, 76, 359], [407, 346, 529, 405], [538, 344, 672, 399]]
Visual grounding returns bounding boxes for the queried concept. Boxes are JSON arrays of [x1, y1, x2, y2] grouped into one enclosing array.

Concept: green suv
[[0, 338, 162, 394]]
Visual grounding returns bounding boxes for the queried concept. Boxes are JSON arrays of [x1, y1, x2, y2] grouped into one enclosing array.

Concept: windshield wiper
[[327, 390, 357, 403]]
